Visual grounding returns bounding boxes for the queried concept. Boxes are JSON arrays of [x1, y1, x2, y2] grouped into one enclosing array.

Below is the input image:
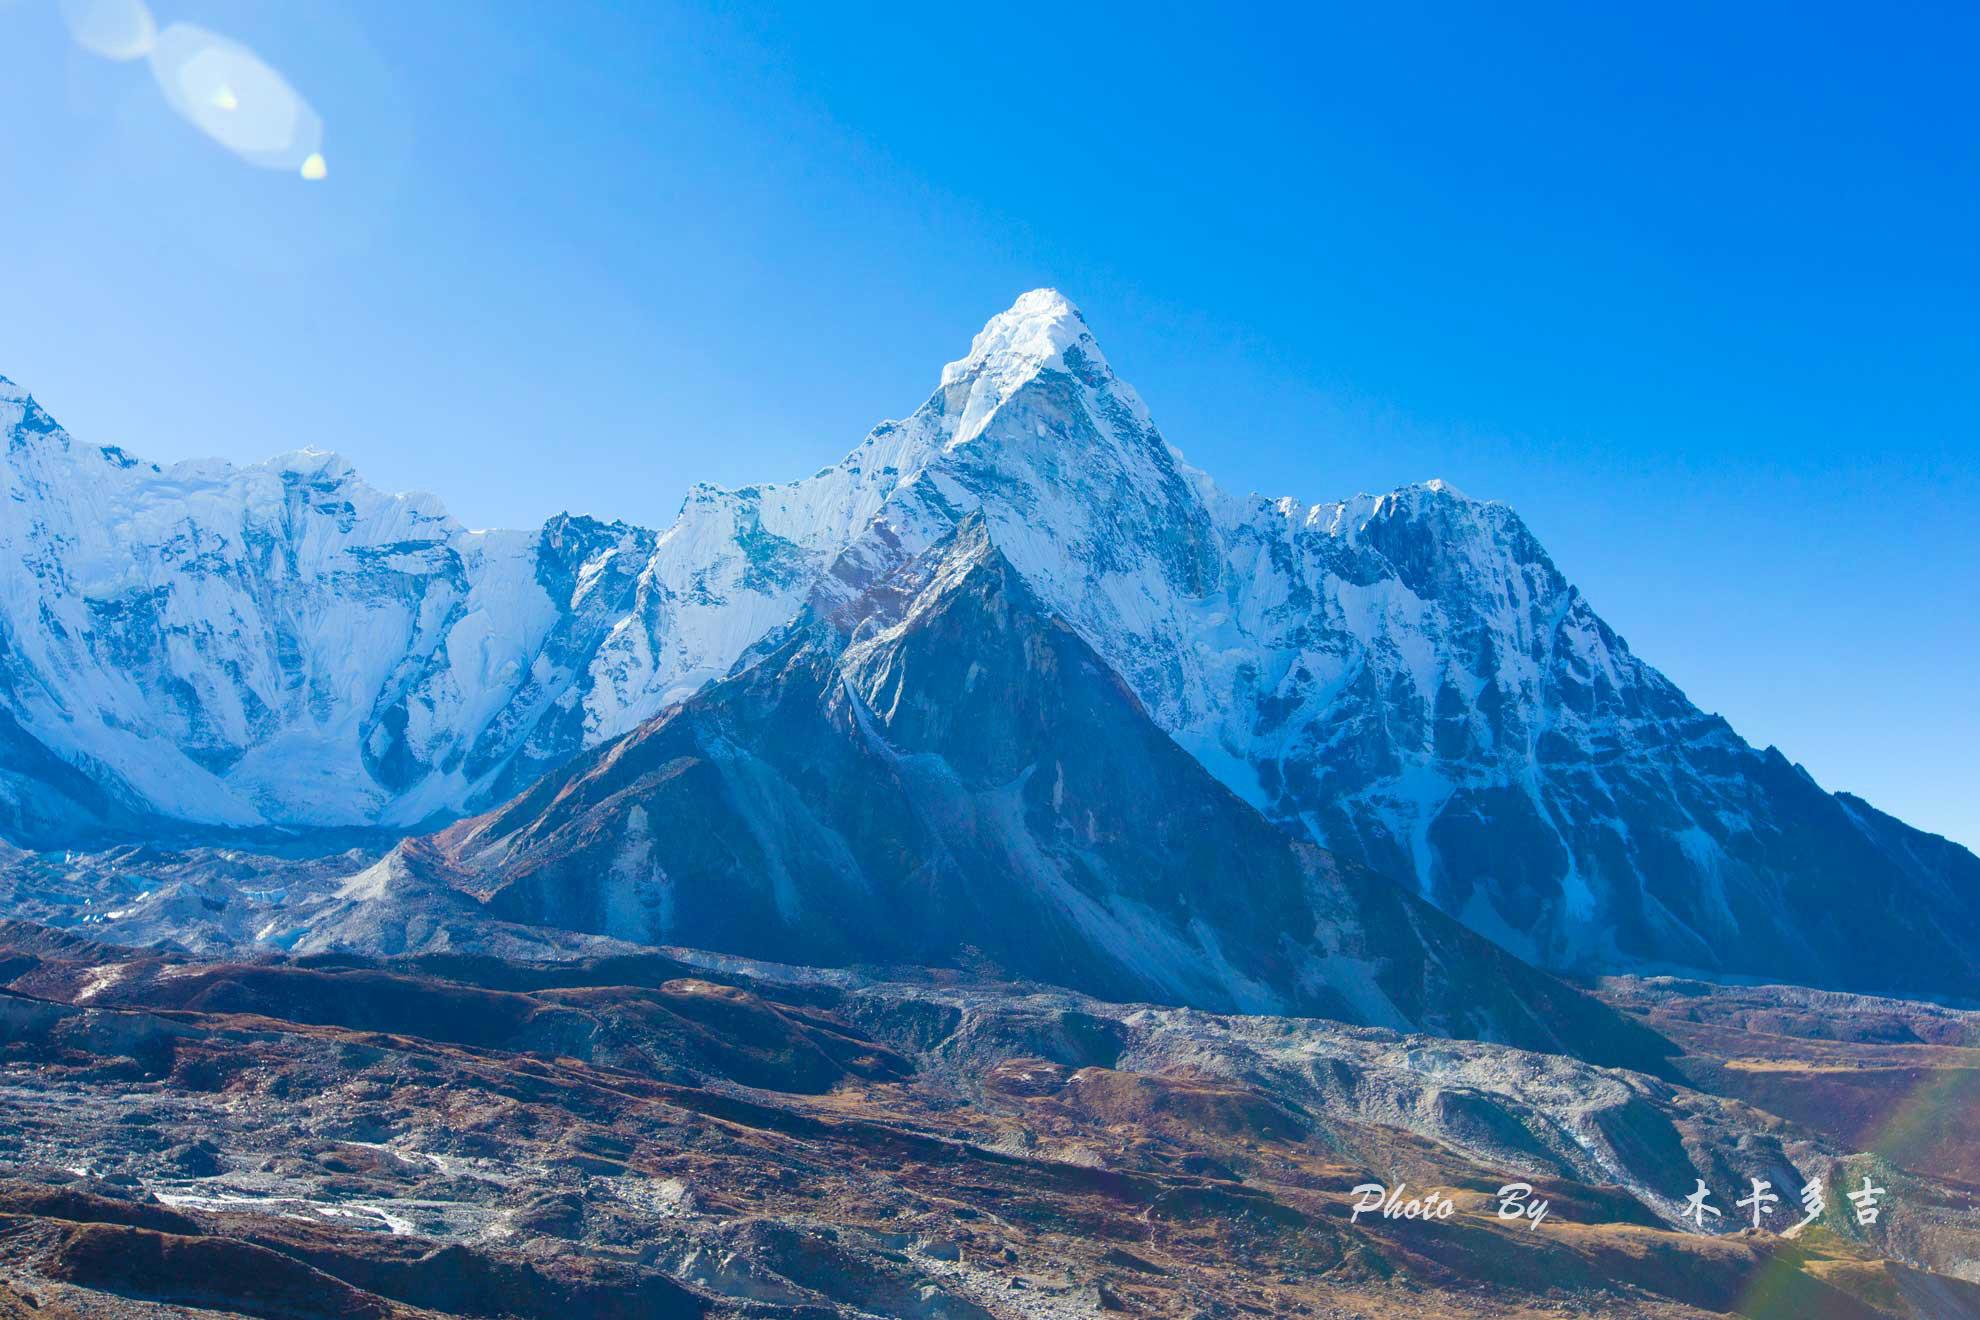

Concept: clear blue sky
[[3, 2, 1975, 848]]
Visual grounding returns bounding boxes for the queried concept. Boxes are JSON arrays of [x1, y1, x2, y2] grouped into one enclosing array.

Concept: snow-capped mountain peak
[[944, 287, 1092, 378], [936, 287, 1116, 443], [4, 292, 1976, 1000]]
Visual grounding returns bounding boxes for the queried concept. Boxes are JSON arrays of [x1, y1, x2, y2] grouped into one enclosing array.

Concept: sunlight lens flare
[[147, 23, 324, 172], [58, 0, 156, 61]]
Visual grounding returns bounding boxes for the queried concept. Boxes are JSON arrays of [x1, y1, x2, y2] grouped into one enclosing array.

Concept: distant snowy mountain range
[[3, 291, 1975, 994]]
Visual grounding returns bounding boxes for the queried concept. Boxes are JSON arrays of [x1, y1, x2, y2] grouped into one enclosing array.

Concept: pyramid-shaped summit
[[936, 287, 1110, 427]]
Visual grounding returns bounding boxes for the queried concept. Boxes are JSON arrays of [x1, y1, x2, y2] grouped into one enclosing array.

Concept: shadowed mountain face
[[3, 293, 1975, 999], [437, 520, 1668, 1073]]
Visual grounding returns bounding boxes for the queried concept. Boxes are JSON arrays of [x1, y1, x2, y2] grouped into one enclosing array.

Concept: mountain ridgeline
[[434, 517, 1669, 1070], [1, 292, 1974, 999]]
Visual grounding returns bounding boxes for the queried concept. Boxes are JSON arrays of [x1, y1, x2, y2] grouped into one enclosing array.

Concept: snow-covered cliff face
[[4, 292, 1974, 989], [1, 373, 651, 833]]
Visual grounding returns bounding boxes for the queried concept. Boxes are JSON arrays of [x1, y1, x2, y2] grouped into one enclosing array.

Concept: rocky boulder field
[[0, 920, 1976, 1318]]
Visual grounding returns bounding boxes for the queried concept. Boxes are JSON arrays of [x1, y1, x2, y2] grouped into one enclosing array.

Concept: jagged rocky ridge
[[3, 293, 1975, 995]]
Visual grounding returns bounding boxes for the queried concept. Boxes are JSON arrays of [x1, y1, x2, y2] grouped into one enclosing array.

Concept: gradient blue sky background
[[3, 2, 1976, 847]]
